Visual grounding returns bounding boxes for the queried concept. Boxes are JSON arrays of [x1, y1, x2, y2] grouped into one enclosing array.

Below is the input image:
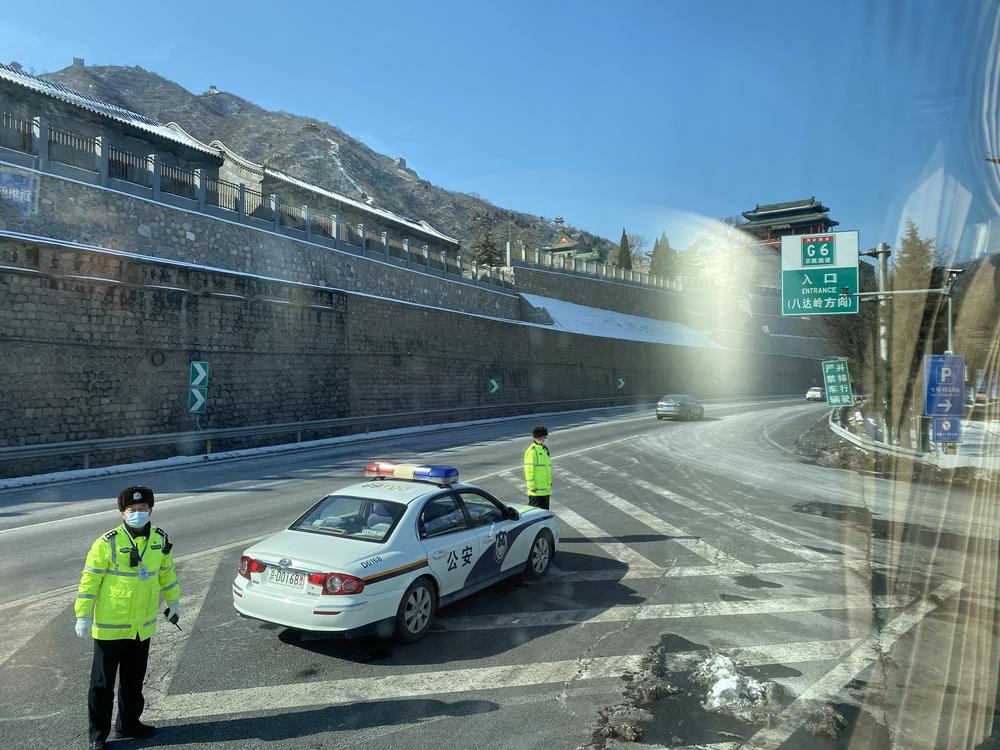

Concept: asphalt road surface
[[1, 397, 995, 750]]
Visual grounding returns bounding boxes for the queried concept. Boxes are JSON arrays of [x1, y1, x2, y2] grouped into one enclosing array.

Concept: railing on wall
[[160, 163, 197, 200], [206, 177, 239, 212], [0, 114, 521, 293], [47, 126, 97, 171], [108, 145, 150, 186], [0, 111, 32, 153]]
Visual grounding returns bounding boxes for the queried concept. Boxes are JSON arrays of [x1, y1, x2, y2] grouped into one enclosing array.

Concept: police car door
[[456, 490, 520, 586], [417, 492, 478, 597]]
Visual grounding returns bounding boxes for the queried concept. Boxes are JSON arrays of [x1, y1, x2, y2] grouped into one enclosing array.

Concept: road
[[0, 397, 995, 750]]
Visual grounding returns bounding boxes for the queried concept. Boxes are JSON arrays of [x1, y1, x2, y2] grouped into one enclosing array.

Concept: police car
[[233, 462, 559, 642]]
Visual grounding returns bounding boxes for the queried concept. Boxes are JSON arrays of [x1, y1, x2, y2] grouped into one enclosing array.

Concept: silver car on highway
[[656, 394, 704, 421]]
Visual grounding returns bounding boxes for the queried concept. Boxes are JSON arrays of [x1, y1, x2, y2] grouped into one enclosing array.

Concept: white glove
[[75, 617, 91, 638], [165, 602, 180, 622]]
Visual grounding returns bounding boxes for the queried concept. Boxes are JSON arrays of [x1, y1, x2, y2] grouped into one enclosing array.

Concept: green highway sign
[[615, 378, 626, 390], [781, 230, 859, 316], [189, 360, 209, 414], [821, 359, 854, 407], [487, 378, 501, 395]]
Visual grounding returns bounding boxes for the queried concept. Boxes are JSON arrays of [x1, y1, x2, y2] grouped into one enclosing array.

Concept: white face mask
[[125, 511, 150, 528]]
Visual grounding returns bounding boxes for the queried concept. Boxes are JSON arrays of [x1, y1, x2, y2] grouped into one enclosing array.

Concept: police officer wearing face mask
[[74, 486, 180, 750]]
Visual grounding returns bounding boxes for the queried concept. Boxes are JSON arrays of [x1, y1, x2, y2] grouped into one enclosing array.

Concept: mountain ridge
[[39, 62, 615, 256]]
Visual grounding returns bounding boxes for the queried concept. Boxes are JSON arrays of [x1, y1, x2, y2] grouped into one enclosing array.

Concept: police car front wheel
[[523, 530, 553, 580], [396, 577, 437, 642]]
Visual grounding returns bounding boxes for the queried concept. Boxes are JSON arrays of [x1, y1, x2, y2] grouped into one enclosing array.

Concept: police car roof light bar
[[363, 461, 460, 484]]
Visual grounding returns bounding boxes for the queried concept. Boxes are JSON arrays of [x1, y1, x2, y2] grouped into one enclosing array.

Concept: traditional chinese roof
[[742, 197, 831, 221], [543, 231, 578, 253], [741, 211, 839, 230], [0, 63, 221, 159]]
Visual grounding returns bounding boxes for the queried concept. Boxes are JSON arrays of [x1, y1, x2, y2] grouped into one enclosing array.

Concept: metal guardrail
[[827, 409, 925, 459], [0, 396, 657, 469]]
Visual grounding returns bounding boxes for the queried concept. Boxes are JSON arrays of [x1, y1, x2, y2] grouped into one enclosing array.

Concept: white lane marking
[[146, 654, 643, 721], [743, 579, 964, 749], [144, 632, 848, 722], [579, 456, 833, 565], [0, 533, 269, 612], [551, 559, 847, 582], [0, 595, 73, 670], [0, 493, 199, 535], [551, 560, 887, 583], [497, 470, 664, 576], [435, 593, 914, 632], [558, 466, 749, 569], [145, 553, 227, 703]]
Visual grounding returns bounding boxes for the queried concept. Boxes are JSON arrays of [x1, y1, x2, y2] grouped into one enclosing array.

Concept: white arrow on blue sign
[[488, 378, 500, 395], [615, 378, 625, 390], [924, 354, 965, 417]]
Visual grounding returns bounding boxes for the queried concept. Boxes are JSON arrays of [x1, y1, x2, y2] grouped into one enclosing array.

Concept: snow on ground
[[520, 293, 723, 349], [691, 653, 782, 723]]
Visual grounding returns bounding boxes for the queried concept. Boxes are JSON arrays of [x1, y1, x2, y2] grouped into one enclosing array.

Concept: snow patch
[[520, 293, 724, 349], [691, 653, 783, 723], [325, 138, 367, 197]]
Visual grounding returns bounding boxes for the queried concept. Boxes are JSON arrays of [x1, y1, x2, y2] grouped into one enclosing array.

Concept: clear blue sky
[[2, 0, 994, 256]]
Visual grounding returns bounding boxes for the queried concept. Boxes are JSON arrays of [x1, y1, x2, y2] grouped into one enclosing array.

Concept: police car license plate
[[267, 568, 306, 590]]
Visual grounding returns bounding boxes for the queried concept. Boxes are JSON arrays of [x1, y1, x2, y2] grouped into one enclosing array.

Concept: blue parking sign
[[924, 354, 965, 417], [932, 417, 961, 443]]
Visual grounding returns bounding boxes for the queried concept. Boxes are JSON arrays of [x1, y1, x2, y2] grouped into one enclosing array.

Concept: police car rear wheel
[[523, 531, 553, 580], [396, 577, 436, 642]]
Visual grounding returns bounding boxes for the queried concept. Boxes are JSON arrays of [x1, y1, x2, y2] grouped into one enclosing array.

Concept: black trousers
[[88, 635, 151, 741], [528, 495, 550, 510]]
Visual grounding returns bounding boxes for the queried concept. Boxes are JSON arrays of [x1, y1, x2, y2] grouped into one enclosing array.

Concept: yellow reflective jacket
[[523, 442, 552, 496], [74, 524, 180, 640]]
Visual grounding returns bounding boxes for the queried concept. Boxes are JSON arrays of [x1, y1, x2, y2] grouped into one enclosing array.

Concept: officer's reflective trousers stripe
[[161, 581, 178, 592]]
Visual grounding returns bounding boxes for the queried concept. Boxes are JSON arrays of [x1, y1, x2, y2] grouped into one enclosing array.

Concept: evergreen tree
[[470, 211, 502, 267], [648, 231, 679, 278], [616, 228, 633, 270], [892, 219, 935, 290]]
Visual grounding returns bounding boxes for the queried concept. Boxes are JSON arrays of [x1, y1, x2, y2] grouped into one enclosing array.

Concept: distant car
[[656, 394, 704, 420], [233, 462, 558, 642], [806, 387, 825, 401]]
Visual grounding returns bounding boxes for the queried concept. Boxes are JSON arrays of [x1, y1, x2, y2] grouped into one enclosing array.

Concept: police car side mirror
[[504, 506, 520, 521]]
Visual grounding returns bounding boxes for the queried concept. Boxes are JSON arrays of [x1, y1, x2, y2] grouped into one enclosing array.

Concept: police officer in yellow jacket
[[523, 425, 553, 509], [75, 486, 180, 750]]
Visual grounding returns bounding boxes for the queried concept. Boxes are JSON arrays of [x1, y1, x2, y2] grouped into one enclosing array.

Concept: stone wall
[[0, 237, 819, 477], [0, 162, 521, 320], [513, 265, 689, 323]]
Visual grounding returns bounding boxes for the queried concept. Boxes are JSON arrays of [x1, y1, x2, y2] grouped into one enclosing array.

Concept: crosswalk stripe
[[497, 470, 664, 577], [579, 456, 832, 564], [145, 553, 229, 703], [144, 637, 858, 722], [557, 467, 750, 569], [743, 579, 964, 749], [434, 593, 913, 632], [0, 534, 267, 672]]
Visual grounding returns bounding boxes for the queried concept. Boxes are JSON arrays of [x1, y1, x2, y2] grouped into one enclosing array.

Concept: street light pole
[[861, 241, 892, 443]]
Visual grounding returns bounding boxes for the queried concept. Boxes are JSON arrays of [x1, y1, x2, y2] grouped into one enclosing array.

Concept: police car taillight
[[239, 556, 267, 579], [363, 461, 459, 484], [309, 572, 365, 595]]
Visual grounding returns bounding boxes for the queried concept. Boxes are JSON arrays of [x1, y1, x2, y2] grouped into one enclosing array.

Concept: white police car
[[233, 462, 559, 642]]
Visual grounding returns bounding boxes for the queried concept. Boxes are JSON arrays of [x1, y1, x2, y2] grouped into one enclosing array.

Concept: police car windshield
[[290, 495, 406, 543]]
